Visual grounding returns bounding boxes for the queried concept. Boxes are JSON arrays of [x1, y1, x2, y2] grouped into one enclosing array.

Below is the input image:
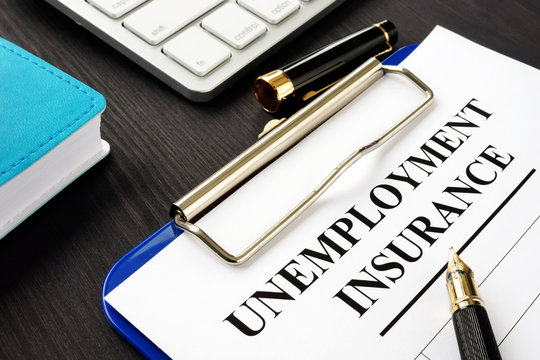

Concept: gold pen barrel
[[446, 249, 484, 314], [446, 249, 502, 360], [171, 57, 384, 222]]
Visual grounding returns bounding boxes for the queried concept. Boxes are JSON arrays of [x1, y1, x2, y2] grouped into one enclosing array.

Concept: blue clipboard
[[101, 45, 419, 360]]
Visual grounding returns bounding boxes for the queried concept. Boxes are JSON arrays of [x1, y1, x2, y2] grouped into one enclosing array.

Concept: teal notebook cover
[[0, 36, 106, 186], [0, 36, 109, 238]]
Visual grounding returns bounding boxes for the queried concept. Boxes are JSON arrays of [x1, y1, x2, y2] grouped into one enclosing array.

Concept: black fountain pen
[[255, 20, 397, 114], [446, 248, 502, 360]]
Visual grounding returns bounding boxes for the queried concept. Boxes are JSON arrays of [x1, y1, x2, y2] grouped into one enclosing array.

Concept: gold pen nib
[[446, 247, 483, 313], [447, 247, 471, 275]]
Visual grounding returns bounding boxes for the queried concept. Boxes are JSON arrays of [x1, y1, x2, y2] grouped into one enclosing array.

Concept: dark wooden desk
[[0, 0, 538, 358]]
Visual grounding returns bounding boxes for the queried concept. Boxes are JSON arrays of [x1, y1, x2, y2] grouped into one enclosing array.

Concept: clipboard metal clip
[[171, 57, 434, 265]]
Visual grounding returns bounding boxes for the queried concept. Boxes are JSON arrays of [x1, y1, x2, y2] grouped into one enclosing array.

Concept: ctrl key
[[163, 27, 231, 77]]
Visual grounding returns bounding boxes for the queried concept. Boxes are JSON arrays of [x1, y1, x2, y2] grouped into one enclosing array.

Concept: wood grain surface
[[0, 0, 538, 358]]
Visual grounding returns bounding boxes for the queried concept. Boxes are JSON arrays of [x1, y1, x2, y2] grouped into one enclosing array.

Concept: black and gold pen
[[446, 248, 502, 360], [255, 20, 398, 114]]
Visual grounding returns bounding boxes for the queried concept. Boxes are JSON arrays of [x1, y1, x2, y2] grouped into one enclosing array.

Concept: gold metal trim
[[373, 21, 393, 57], [254, 70, 295, 114], [374, 22, 391, 44], [173, 58, 433, 265]]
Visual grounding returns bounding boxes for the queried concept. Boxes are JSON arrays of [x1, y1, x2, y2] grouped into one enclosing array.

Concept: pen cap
[[255, 20, 398, 113]]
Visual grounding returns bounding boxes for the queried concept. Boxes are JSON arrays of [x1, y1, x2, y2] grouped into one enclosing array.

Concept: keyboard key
[[238, 0, 300, 24], [163, 27, 231, 76], [88, 0, 148, 19], [124, 0, 224, 45], [202, 3, 267, 49]]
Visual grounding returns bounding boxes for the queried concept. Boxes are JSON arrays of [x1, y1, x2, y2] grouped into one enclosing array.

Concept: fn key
[[163, 27, 231, 77]]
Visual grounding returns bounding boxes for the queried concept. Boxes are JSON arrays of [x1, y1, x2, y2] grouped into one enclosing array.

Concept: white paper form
[[419, 214, 540, 360], [105, 27, 540, 359]]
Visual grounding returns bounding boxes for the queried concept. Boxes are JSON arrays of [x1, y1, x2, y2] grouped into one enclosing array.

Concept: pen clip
[[258, 117, 286, 139]]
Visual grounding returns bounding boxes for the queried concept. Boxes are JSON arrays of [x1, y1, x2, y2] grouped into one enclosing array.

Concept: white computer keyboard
[[45, 0, 345, 101]]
